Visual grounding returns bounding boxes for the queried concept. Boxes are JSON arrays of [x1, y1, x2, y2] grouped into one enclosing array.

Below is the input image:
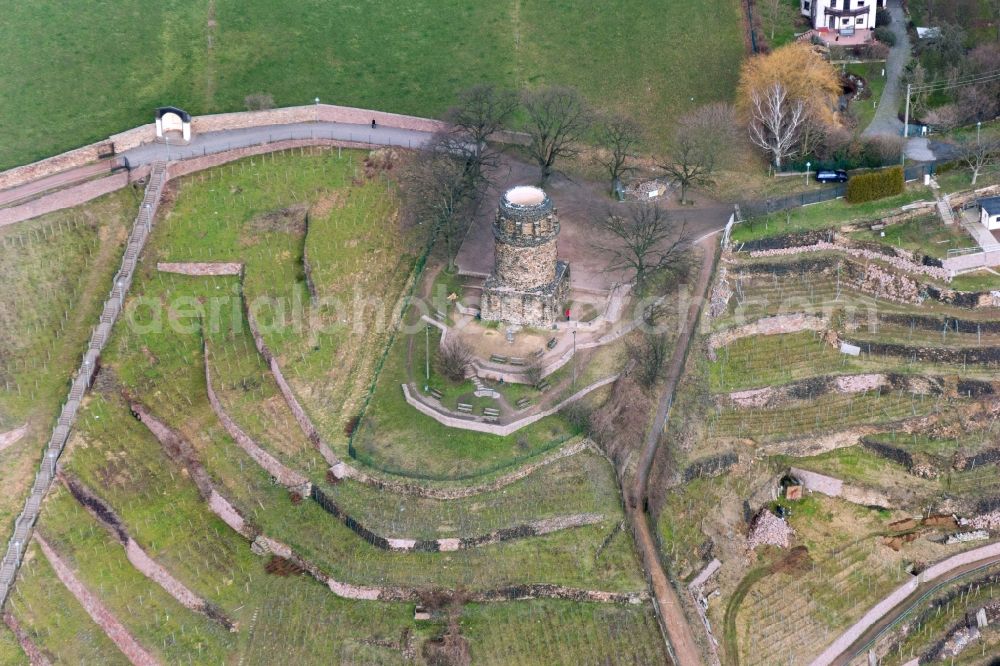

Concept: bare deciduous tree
[[958, 137, 1000, 186], [522, 86, 591, 186], [659, 103, 737, 204], [627, 332, 671, 388], [594, 112, 643, 195], [400, 141, 475, 267], [444, 84, 519, 189], [437, 337, 474, 382], [596, 203, 689, 287], [748, 82, 806, 169]]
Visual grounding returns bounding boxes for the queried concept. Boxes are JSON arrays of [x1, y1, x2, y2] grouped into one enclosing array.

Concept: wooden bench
[[429, 388, 444, 400], [509, 357, 525, 367], [483, 415, 499, 423], [531, 348, 545, 360], [457, 403, 473, 414], [546, 338, 558, 350], [515, 397, 531, 409], [489, 354, 509, 364], [434, 310, 446, 321], [482, 407, 500, 417], [536, 379, 551, 392]]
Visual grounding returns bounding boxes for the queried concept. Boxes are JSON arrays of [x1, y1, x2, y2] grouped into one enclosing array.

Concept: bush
[[873, 26, 896, 47], [875, 8, 891, 27], [436, 337, 473, 381], [846, 166, 904, 204], [244, 92, 274, 111]]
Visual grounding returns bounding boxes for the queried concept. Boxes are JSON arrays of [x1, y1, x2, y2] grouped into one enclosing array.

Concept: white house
[[800, 0, 884, 33], [980, 196, 1000, 231]]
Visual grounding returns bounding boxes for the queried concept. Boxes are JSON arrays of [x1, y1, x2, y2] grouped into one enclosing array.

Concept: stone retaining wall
[[0, 424, 28, 453], [204, 344, 311, 489], [0, 170, 144, 229], [157, 262, 243, 276], [328, 438, 590, 500], [243, 305, 339, 466], [707, 313, 827, 352], [205, 341, 605, 551], [0, 142, 112, 192], [0, 103, 445, 194], [401, 374, 618, 436], [3, 611, 50, 666], [36, 534, 161, 666], [811, 541, 1000, 666], [133, 400, 643, 605]]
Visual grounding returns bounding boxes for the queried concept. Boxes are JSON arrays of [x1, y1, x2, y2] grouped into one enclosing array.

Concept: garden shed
[[980, 196, 1000, 231]]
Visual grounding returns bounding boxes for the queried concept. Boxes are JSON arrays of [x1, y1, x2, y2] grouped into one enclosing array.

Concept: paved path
[[0, 160, 111, 207], [122, 121, 433, 166], [863, 0, 910, 139], [627, 233, 721, 666], [0, 121, 435, 210], [821, 547, 1000, 665]]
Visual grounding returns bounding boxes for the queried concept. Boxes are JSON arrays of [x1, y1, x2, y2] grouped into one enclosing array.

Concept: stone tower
[[480, 186, 569, 327]]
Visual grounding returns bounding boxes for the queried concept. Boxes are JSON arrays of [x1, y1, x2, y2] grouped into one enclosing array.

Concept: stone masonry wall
[[493, 240, 557, 291], [0, 142, 112, 191], [0, 104, 445, 194]]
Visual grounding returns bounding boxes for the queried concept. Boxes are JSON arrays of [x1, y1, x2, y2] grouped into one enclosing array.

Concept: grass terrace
[[349, 310, 584, 480], [319, 450, 622, 540], [730, 187, 933, 243], [7, 540, 128, 665]]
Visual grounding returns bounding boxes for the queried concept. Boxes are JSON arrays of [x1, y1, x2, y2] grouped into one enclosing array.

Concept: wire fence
[[741, 163, 937, 218]]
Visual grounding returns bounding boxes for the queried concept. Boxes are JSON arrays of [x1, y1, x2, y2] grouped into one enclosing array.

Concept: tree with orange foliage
[[738, 42, 842, 167]]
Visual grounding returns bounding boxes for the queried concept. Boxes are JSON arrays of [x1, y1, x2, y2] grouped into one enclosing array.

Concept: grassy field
[[0, 0, 745, 169], [849, 213, 970, 259], [847, 61, 888, 134], [731, 187, 934, 242]]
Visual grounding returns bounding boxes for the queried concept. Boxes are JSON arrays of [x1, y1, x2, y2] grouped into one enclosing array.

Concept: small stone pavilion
[[480, 186, 569, 327]]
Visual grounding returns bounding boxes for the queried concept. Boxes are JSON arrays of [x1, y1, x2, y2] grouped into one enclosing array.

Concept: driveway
[[862, 0, 910, 138]]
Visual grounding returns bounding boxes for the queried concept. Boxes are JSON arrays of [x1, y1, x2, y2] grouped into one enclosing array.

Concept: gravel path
[[862, 0, 910, 138]]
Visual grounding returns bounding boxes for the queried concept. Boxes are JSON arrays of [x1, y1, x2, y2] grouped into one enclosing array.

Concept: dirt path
[[629, 234, 720, 666]]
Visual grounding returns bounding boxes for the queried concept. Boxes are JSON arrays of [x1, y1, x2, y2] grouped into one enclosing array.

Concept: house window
[[803, 0, 810, 9], [843, 17, 850, 24], [857, 17, 864, 23]]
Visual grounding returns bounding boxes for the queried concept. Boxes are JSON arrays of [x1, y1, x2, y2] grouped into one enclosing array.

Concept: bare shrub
[[421, 616, 471, 666], [437, 338, 473, 381], [244, 93, 275, 111], [588, 374, 651, 475], [627, 332, 670, 389]]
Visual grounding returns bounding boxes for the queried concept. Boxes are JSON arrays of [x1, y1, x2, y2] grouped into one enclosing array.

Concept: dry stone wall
[[2, 611, 50, 666], [36, 534, 161, 666], [156, 262, 243, 276]]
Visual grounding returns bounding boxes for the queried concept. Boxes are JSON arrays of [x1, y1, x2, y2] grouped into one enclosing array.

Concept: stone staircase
[[471, 376, 500, 399], [0, 162, 168, 605]]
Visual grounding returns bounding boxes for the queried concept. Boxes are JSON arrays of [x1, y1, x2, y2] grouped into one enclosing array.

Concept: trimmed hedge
[[846, 166, 904, 203]]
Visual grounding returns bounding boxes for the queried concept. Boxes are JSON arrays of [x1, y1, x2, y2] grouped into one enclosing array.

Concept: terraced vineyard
[[657, 232, 1000, 665], [3, 148, 666, 663]]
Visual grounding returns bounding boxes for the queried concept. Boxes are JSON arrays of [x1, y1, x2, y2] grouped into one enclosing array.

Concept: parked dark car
[[815, 169, 849, 183]]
